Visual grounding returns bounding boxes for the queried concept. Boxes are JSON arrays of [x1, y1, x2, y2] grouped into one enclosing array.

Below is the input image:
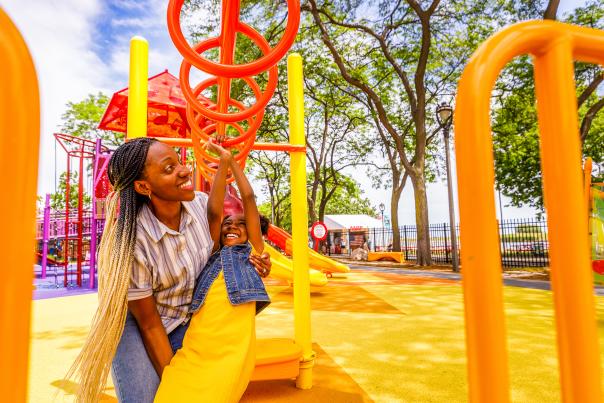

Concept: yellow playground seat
[[251, 338, 304, 381]]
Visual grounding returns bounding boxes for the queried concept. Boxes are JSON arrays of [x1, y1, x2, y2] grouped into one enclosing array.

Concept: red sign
[[311, 222, 328, 241]]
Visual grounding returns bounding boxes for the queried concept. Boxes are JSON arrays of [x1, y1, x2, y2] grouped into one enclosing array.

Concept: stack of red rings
[[167, 0, 300, 182]]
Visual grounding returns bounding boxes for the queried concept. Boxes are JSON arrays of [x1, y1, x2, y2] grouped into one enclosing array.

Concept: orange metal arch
[[0, 7, 40, 402], [455, 20, 604, 403]]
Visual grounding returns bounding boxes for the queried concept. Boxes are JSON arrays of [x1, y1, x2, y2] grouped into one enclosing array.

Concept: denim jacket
[[190, 243, 270, 315]]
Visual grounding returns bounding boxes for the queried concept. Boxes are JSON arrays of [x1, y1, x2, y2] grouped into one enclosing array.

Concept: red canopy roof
[[98, 70, 211, 138]]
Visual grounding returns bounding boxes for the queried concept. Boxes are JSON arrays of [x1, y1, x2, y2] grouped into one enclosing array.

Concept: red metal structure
[[99, 70, 212, 139], [54, 133, 109, 287], [99, 69, 211, 166]]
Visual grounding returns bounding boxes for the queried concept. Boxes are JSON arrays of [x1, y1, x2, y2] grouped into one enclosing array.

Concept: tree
[[249, 151, 291, 228], [304, 0, 507, 264], [297, 40, 374, 224], [180, 1, 518, 266], [492, 0, 604, 210], [313, 172, 376, 217], [184, 0, 374, 230], [60, 92, 123, 147], [50, 171, 91, 211], [257, 172, 376, 232]]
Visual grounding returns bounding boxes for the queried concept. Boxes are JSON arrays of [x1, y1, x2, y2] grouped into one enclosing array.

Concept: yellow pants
[[155, 272, 256, 403]]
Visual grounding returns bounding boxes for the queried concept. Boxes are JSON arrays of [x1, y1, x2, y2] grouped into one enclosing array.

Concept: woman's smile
[[178, 178, 193, 191]]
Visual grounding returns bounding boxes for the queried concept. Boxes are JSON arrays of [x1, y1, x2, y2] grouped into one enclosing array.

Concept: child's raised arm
[[229, 160, 264, 253], [205, 142, 231, 252]]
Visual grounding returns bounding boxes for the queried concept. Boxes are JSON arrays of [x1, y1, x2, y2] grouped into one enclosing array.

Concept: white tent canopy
[[323, 214, 383, 230]]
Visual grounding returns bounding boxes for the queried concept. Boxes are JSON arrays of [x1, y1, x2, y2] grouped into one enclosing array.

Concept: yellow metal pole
[[0, 8, 40, 402], [533, 38, 602, 403], [287, 53, 314, 389], [127, 36, 148, 139]]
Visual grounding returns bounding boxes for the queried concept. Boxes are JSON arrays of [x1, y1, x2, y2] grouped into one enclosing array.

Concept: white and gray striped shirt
[[128, 191, 214, 333]]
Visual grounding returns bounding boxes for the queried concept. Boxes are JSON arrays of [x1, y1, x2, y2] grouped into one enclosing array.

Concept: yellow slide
[[284, 239, 350, 275], [264, 243, 328, 287]]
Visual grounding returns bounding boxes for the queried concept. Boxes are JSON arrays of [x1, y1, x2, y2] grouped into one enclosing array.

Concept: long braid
[[64, 138, 157, 402]]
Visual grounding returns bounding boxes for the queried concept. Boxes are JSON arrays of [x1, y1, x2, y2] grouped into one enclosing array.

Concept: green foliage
[[60, 92, 123, 147], [256, 171, 375, 233], [248, 152, 291, 229], [183, 0, 375, 230], [500, 233, 544, 242], [50, 171, 91, 210], [317, 172, 376, 217], [492, 1, 604, 211], [516, 224, 543, 234]]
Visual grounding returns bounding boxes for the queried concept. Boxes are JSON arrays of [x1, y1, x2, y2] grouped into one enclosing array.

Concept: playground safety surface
[[29, 266, 604, 402]]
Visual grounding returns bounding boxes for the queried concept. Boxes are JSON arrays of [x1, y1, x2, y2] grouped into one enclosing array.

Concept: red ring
[[179, 24, 278, 123], [167, 0, 300, 78], [186, 96, 264, 147], [167, 0, 300, 184]]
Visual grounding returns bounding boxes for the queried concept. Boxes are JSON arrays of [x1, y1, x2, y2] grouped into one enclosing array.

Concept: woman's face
[[139, 142, 194, 201], [221, 214, 248, 246]]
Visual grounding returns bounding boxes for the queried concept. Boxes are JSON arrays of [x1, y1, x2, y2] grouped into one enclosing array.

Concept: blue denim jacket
[[190, 243, 270, 315]]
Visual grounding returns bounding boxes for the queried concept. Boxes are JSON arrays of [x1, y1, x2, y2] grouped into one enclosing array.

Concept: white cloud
[[2, 0, 107, 194], [111, 17, 157, 29], [0, 0, 190, 195]]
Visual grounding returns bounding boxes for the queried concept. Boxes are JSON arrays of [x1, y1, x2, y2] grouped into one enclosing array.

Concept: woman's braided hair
[[65, 137, 157, 402]]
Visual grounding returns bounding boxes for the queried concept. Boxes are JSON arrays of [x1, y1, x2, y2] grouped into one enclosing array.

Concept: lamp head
[[436, 102, 453, 127]]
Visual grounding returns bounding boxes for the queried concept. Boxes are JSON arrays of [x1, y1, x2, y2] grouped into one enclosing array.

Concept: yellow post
[[127, 36, 148, 139], [287, 53, 314, 389], [0, 8, 40, 402]]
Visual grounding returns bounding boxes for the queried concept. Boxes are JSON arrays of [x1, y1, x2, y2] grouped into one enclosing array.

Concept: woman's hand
[[204, 141, 232, 162], [250, 252, 271, 278]]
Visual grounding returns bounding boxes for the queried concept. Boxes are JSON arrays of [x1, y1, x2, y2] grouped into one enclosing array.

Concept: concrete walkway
[[345, 262, 604, 296]]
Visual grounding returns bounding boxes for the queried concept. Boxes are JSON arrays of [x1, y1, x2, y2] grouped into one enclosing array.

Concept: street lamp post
[[379, 202, 385, 251], [436, 102, 460, 272]]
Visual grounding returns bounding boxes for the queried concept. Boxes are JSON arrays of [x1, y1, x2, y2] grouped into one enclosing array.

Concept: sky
[[0, 0, 591, 225]]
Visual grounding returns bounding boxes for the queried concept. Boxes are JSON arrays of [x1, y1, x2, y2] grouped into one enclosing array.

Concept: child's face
[[221, 214, 248, 246]]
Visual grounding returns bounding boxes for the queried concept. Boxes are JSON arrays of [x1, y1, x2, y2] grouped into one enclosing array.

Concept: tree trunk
[[308, 198, 318, 223], [411, 172, 432, 265], [390, 183, 404, 252], [543, 0, 560, 20]]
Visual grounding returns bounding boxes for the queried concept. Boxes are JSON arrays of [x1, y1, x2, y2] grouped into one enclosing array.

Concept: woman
[[65, 138, 270, 403]]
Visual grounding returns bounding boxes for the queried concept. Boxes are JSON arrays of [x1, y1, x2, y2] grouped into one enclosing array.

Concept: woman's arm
[[205, 142, 232, 252], [128, 296, 173, 377], [229, 160, 264, 253]]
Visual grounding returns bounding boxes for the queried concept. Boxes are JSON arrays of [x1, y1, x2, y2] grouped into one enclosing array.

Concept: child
[[154, 141, 270, 403]]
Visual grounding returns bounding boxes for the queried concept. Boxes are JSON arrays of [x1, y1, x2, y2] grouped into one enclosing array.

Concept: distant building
[[323, 214, 383, 254]]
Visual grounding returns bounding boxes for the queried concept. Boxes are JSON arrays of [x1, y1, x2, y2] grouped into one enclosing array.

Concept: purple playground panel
[[33, 285, 97, 300], [33, 264, 98, 300], [34, 136, 111, 292]]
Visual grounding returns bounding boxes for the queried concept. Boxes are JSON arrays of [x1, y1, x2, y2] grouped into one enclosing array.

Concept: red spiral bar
[[167, 0, 300, 183]]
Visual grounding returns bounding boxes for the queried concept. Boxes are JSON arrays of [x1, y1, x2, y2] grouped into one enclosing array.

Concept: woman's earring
[[148, 193, 152, 201]]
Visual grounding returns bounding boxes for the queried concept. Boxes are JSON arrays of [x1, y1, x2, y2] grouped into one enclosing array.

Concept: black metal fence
[[326, 218, 550, 268]]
